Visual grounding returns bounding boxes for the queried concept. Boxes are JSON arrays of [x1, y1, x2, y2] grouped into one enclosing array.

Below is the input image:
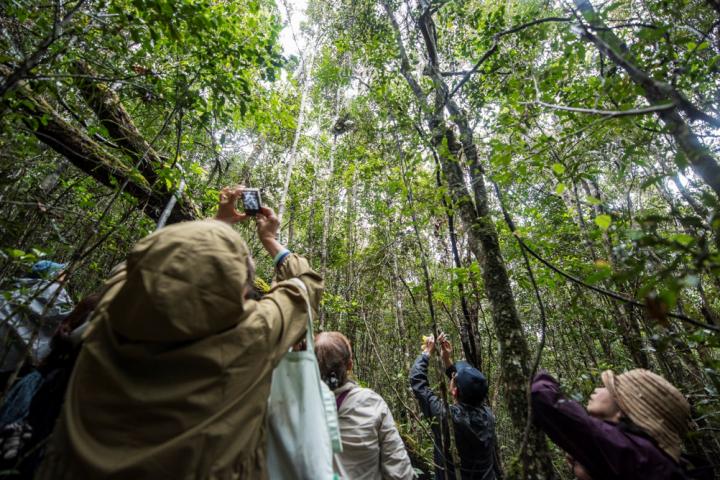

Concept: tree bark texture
[[1, 67, 196, 223], [574, 0, 720, 202], [381, 2, 555, 476]]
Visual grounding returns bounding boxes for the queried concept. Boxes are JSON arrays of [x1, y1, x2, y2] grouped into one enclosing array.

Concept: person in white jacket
[[315, 332, 415, 480]]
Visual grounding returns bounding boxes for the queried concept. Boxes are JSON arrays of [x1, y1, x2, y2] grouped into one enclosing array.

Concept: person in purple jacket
[[531, 368, 697, 479]]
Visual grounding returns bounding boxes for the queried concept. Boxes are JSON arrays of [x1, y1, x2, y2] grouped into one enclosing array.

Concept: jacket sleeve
[[256, 253, 324, 365], [531, 372, 642, 479], [409, 354, 445, 419], [377, 399, 415, 480]]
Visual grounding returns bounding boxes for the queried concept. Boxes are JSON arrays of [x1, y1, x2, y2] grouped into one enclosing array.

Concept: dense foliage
[[2, 0, 720, 477]]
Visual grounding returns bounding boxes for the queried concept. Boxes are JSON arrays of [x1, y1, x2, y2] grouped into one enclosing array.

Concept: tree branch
[[528, 100, 674, 117], [572, 0, 720, 200], [575, 0, 720, 128], [448, 17, 572, 99], [1, 67, 195, 223]]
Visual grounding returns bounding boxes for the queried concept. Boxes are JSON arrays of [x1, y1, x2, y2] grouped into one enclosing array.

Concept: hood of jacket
[[106, 220, 250, 342]]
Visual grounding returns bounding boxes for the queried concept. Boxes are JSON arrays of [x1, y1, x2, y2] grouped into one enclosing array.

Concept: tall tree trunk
[[320, 93, 341, 330], [380, 2, 555, 476]]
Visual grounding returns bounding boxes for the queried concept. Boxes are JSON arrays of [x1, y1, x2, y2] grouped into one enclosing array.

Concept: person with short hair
[[531, 368, 702, 479], [315, 331, 414, 480], [409, 333, 496, 480], [35, 187, 323, 480]]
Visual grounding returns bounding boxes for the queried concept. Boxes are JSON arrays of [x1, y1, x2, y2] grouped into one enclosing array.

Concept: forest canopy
[[1, 0, 720, 477]]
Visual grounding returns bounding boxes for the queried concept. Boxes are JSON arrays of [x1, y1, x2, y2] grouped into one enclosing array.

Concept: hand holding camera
[[215, 186, 248, 224], [256, 206, 279, 243], [215, 186, 285, 258]]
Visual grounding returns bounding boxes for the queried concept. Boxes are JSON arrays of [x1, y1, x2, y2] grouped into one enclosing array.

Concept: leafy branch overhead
[[2, 0, 720, 477]]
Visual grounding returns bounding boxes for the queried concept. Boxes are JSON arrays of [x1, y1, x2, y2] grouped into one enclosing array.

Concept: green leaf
[[551, 163, 566, 175], [671, 233, 694, 247], [594, 214, 612, 230], [555, 183, 566, 195]]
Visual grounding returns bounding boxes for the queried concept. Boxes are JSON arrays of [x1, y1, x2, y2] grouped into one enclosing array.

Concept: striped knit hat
[[602, 369, 690, 461]]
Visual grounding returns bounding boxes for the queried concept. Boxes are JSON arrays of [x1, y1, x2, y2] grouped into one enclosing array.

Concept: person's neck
[[593, 411, 623, 423]]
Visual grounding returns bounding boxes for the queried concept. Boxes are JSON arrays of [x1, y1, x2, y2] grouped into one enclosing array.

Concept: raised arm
[[214, 189, 323, 363], [531, 372, 644, 479], [409, 336, 445, 419]]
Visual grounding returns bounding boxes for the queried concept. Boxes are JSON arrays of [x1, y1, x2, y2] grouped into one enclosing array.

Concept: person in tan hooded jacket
[[36, 187, 323, 480]]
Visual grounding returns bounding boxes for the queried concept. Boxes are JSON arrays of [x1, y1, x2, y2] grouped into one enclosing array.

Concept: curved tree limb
[[0, 66, 195, 223], [572, 0, 720, 201]]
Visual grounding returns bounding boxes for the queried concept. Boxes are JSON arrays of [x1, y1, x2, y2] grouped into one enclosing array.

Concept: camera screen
[[243, 191, 260, 211]]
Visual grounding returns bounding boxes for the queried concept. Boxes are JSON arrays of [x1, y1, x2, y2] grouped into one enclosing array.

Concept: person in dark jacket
[[409, 333, 495, 480], [0, 260, 74, 385], [531, 369, 703, 480], [0, 293, 100, 479]]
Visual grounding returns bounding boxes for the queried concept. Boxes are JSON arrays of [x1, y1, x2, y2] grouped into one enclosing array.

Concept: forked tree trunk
[[381, 2, 554, 477]]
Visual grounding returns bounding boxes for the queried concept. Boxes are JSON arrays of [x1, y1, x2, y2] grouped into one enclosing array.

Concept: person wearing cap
[[531, 368, 693, 479], [35, 186, 323, 480], [0, 259, 74, 383], [409, 333, 496, 480]]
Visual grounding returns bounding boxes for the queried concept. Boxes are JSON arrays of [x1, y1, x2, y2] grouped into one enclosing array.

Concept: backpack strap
[[336, 389, 350, 411], [287, 278, 314, 352]]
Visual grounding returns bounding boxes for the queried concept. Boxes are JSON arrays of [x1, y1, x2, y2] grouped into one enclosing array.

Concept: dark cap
[[454, 361, 488, 405]]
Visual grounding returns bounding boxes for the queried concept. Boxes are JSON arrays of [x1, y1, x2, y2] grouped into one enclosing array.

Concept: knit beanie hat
[[602, 369, 690, 461]]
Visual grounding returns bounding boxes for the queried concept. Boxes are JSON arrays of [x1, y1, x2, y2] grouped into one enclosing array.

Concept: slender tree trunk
[[278, 49, 315, 232], [381, 2, 555, 476], [320, 130, 337, 330]]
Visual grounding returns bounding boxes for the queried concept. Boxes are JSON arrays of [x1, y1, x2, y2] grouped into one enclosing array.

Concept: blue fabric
[[31, 261, 66, 278], [273, 249, 291, 267], [0, 371, 43, 425]]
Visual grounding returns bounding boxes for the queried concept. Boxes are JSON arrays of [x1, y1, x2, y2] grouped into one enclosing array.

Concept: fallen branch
[[0, 66, 195, 223]]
